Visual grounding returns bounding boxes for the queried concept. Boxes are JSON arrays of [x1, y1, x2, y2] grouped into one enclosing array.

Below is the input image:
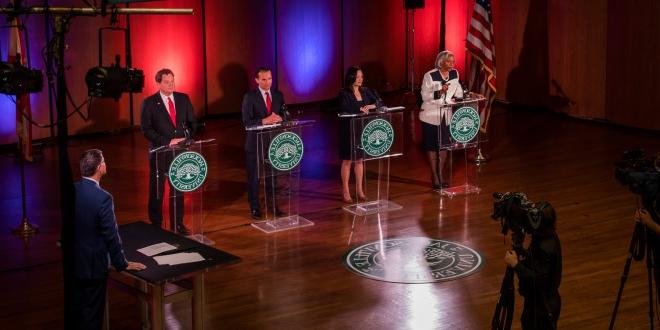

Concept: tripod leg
[[609, 223, 642, 330]]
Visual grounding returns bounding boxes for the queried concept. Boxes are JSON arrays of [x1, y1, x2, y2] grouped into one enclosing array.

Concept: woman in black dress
[[338, 66, 377, 203]]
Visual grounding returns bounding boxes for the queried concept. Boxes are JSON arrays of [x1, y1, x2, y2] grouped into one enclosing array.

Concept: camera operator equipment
[[491, 192, 562, 330], [609, 149, 660, 329]]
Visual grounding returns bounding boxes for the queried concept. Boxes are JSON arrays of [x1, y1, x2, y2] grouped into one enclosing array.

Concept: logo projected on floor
[[344, 237, 483, 283]]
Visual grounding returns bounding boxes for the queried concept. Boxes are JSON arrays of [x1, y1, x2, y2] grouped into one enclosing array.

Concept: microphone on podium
[[280, 103, 291, 122]]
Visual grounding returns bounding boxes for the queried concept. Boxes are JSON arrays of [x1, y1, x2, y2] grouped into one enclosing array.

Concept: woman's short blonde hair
[[435, 50, 455, 69]]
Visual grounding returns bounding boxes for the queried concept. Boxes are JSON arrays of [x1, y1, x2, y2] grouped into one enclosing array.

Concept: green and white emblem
[[449, 106, 480, 143], [168, 151, 208, 192], [361, 118, 394, 157], [268, 131, 304, 171]]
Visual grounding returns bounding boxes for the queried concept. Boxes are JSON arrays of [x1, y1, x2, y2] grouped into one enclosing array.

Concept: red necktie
[[265, 92, 272, 114], [167, 97, 176, 126]]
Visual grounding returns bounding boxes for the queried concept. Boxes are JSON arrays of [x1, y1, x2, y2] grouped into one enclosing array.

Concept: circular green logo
[[268, 131, 304, 171], [168, 151, 208, 192], [450, 106, 480, 143], [361, 118, 394, 157]]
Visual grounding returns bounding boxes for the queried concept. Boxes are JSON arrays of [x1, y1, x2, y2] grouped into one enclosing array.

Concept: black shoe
[[175, 224, 191, 235], [432, 183, 442, 190], [251, 209, 263, 220], [441, 182, 450, 188], [274, 208, 286, 217]]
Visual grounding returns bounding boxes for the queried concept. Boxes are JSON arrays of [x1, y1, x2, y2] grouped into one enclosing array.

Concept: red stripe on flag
[[466, 0, 496, 133]]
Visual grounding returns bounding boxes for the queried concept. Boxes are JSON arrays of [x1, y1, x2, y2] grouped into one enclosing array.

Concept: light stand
[[11, 144, 38, 238]]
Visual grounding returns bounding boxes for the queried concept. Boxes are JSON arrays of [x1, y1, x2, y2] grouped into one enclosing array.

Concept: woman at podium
[[419, 50, 463, 189], [338, 66, 378, 203]]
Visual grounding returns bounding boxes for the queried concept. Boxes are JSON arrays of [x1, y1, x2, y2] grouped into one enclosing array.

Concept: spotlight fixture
[[85, 55, 144, 100], [0, 61, 43, 95]]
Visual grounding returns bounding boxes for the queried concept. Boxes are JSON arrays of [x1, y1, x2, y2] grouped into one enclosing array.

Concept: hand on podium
[[169, 138, 186, 146], [262, 113, 283, 125], [360, 104, 376, 114], [126, 261, 146, 271]]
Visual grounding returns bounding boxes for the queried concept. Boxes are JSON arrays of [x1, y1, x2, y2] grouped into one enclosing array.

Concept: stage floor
[[0, 101, 658, 329]]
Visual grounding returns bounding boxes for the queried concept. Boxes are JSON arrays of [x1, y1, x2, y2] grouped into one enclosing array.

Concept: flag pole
[[12, 142, 38, 237]]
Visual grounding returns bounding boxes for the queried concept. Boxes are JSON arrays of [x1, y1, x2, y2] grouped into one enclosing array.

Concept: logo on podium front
[[361, 118, 394, 157], [169, 151, 208, 192], [268, 131, 304, 171], [449, 106, 480, 143]]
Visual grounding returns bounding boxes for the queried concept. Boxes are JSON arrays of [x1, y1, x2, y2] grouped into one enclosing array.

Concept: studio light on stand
[[0, 61, 43, 95], [85, 55, 144, 100]]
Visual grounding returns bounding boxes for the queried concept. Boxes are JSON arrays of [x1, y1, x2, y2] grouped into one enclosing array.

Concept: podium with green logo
[[246, 120, 315, 233], [436, 94, 486, 197], [153, 139, 215, 244], [340, 107, 405, 216]]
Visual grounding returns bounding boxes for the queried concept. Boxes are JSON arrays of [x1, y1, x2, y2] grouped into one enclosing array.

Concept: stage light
[[85, 56, 144, 100], [0, 61, 43, 95]]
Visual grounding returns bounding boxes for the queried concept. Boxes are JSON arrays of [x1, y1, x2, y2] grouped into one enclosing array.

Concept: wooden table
[[108, 221, 240, 329]]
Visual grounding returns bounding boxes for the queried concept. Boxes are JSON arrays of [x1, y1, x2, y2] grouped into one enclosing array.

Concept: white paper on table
[[154, 252, 205, 266], [137, 242, 177, 257]]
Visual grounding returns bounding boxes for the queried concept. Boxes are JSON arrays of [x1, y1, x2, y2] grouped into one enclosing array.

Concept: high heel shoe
[[357, 194, 368, 201], [342, 193, 354, 203]]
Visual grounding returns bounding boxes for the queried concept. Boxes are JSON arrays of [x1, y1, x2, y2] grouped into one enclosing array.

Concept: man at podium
[[140, 68, 197, 235], [241, 67, 285, 220]]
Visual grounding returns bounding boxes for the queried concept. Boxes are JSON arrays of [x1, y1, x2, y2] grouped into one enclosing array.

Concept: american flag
[[8, 18, 33, 161], [466, 0, 496, 133]]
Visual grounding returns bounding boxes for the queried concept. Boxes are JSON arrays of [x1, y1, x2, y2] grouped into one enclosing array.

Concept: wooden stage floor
[[0, 101, 658, 329]]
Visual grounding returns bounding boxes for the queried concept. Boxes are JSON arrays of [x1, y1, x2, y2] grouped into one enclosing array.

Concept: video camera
[[491, 192, 552, 255], [615, 149, 660, 212]]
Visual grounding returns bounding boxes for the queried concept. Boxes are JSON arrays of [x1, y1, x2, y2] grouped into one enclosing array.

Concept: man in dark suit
[[241, 67, 285, 219], [141, 68, 197, 234], [73, 149, 146, 330]]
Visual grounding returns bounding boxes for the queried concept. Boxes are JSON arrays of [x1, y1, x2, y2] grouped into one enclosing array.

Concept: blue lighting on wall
[[0, 39, 13, 139], [279, 1, 336, 96]]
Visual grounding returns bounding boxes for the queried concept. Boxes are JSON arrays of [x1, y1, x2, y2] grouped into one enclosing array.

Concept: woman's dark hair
[[343, 66, 361, 90]]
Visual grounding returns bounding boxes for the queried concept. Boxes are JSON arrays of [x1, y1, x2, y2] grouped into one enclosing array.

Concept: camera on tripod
[[615, 149, 660, 212], [491, 192, 551, 255]]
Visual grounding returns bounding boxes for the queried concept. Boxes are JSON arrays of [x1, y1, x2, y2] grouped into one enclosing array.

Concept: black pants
[[521, 293, 561, 330], [246, 150, 275, 211], [73, 277, 107, 330], [149, 152, 184, 228]]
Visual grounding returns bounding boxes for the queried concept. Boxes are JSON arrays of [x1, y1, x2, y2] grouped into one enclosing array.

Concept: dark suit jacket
[[141, 91, 197, 149], [241, 88, 285, 151], [339, 87, 378, 114], [73, 178, 129, 279]]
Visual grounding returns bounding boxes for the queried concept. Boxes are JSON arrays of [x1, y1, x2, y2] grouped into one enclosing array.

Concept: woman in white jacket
[[419, 50, 463, 189]]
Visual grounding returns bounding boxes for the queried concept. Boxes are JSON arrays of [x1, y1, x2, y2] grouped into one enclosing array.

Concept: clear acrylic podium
[[153, 138, 216, 245], [340, 107, 404, 216], [436, 93, 486, 198], [246, 120, 315, 233]]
